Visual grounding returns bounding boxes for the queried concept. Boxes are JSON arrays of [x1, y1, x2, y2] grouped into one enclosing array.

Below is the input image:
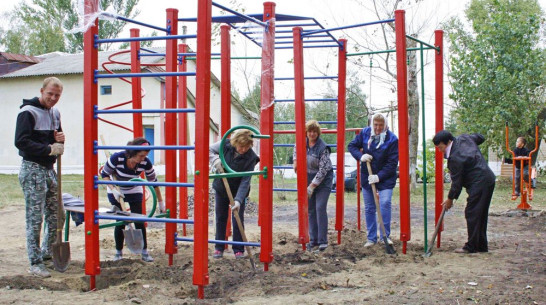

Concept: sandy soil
[[0, 196, 544, 304]]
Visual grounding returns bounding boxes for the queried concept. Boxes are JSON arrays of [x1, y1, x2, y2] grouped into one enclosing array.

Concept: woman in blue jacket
[[348, 113, 399, 247]]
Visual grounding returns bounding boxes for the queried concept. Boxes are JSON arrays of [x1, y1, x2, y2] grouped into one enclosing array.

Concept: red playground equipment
[[80, 0, 447, 299], [505, 122, 540, 210]]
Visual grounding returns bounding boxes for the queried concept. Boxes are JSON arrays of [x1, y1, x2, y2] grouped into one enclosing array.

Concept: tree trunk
[[407, 37, 420, 190]]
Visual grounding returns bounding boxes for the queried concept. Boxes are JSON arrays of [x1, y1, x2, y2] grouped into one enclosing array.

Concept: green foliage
[[416, 140, 448, 182], [0, 0, 140, 55], [237, 71, 368, 165], [309, 71, 369, 152], [445, 0, 546, 158]]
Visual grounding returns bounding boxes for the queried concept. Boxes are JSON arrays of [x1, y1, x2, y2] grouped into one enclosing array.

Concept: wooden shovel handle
[[219, 170, 256, 270]]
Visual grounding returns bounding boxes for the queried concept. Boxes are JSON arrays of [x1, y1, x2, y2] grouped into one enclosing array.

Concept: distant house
[[0, 52, 43, 76], [0, 49, 256, 174]]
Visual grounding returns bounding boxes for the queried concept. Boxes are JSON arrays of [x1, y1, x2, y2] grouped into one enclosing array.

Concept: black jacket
[[212, 142, 260, 203], [447, 133, 495, 200], [14, 97, 62, 169]]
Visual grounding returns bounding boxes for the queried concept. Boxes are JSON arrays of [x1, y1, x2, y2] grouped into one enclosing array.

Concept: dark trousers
[[108, 193, 147, 251], [515, 166, 529, 194], [463, 181, 495, 253], [308, 184, 330, 246], [215, 192, 246, 253]]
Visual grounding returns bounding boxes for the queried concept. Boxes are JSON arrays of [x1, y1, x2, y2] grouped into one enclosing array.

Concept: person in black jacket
[[209, 129, 259, 259], [433, 130, 495, 254], [15, 77, 65, 277], [504, 137, 531, 198]]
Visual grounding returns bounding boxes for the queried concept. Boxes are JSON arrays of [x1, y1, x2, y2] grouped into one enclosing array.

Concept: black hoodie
[[14, 97, 62, 169]]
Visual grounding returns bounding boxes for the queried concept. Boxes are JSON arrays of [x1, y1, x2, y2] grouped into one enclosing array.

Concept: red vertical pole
[[83, 0, 100, 290], [178, 44, 189, 236], [335, 39, 347, 244], [220, 24, 233, 243], [130, 28, 143, 137], [293, 26, 309, 250], [434, 30, 444, 248], [259, 1, 276, 271], [194, 0, 212, 298], [130, 28, 147, 217], [395, 10, 410, 254], [164, 8, 178, 265]]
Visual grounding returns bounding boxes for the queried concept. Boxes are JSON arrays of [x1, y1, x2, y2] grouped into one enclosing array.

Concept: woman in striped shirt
[[101, 137, 164, 262]]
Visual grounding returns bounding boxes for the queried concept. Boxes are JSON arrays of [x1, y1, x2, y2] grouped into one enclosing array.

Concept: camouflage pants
[[19, 160, 58, 266]]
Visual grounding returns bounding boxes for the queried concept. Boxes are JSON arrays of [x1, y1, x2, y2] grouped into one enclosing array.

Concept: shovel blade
[[381, 236, 396, 255], [52, 242, 71, 272], [123, 226, 144, 254]]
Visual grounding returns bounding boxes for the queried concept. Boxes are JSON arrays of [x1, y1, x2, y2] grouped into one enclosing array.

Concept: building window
[[100, 85, 112, 95]]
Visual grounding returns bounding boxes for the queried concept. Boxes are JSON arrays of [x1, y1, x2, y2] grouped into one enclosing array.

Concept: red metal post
[[220, 24, 233, 243], [259, 1, 276, 271], [395, 10, 410, 253], [335, 39, 347, 244], [193, 0, 212, 297], [164, 8, 179, 264], [83, 0, 100, 290], [178, 44, 189, 236], [130, 28, 147, 217], [434, 30, 444, 248], [293, 26, 309, 250], [130, 28, 143, 137]]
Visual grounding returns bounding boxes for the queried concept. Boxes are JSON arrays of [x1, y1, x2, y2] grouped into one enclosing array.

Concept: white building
[[0, 49, 257, 174]]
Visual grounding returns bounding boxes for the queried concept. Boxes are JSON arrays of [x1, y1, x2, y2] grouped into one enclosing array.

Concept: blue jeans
[[362, 187, 393, 242]]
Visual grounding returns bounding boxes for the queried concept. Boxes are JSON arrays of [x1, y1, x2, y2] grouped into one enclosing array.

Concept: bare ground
[[0, 195, 544, 304]]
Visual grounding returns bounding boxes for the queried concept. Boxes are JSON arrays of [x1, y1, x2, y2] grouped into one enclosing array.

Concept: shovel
[[52, 156, 71, 272], [219, 169, 256, 271], [423, 204, 447, 258], [366, 161, 396, 255]]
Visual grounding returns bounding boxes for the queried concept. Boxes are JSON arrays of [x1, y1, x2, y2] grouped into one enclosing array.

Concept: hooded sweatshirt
[[14, 97, 62, 169]]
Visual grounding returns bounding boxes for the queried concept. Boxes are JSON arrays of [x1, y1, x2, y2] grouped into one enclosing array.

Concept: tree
[[446, 0, 546, 160], [340, 0, 445, 189], [0, 0, 140, 55]]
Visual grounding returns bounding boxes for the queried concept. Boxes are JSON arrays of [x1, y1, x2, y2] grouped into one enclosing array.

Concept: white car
[[330, 152, 359, 192]]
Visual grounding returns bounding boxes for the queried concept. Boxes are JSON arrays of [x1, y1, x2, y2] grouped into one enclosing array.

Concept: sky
[[1, 0, 545, 139]]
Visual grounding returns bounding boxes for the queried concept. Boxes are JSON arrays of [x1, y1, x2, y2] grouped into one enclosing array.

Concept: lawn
[[2, 174, 543, 213]]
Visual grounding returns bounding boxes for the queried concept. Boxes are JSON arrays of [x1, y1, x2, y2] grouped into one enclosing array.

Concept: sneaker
[[380, 237, 394, 245], [318, 244, 328, 251], [305, 243, 317, 251], [113, 253, 123, 261], [364, 240, 376, 248], [213, 250, 223, 259], [234, 251, 245, 259], [28, 264, 51, 278], [141, 253, 154, 262]]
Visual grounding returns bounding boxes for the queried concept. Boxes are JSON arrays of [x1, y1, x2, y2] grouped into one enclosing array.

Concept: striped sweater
[[100, 151, 157, 194]]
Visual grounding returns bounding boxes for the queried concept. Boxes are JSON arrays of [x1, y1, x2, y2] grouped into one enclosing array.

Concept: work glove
[[49, 143, 64, 156], [111, 188, 125, 202], [307, 184, 317, 197], [158, 200, 165, 213], [211, 158, 224, 173], [360, 153, 373, 163], [368, 175, 379, 184], [231, 200, 241, 211]]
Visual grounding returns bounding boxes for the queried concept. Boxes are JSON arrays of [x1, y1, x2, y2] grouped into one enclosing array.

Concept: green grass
[[1, 174, 543, 213]]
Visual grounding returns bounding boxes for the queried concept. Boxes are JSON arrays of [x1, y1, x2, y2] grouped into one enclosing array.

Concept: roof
[[0, 48, 164, 78], [0, 52, 43, 64]]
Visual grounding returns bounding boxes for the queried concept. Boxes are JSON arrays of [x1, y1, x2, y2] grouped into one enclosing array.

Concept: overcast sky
[[2, 0, 545, 139]]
